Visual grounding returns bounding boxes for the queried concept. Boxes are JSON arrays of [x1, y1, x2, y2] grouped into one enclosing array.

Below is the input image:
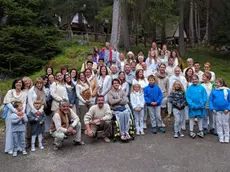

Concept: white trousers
[[216, 111, 229, 142]]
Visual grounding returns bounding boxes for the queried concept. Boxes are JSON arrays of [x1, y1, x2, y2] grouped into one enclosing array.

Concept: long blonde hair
[[131, 83, 143, 93], [149, 50, 158, 64], [171, 80, 185, 93]]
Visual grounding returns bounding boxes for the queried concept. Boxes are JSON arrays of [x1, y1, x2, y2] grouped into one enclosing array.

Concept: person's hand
[[151, 102, 157, 106], [35, 111, 41, 116], [135, 108, 140, 112], [71, 130, 77, 135], [39, 122, 43, 125], [224, 110, 229, 114], [19, 116, 24, 120], [93, 119, 101, 124], [17, 111, 23, 117], [85, 100, 91, 104], [69, 104, 73, 108], [35, 118, 38, 121], [87, 129, 93, 137], [67, 127, 74, 133], [212, 110, 217, 113]]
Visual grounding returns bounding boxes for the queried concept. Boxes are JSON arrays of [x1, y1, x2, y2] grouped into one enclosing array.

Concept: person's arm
[[124, 83, 129, 97], [92, 79, 99, 97], [130, 93, 137, 109], [27, 89, 38, 113], [201, 87, 208, 107], [101, 104, 113, 121], [168, 92, 173, 104], [6, 103, 17, 113], [76, 85, 86, 104], [50, 83, 63, 102], [69, 109, 80, 128], [101, 76, 112, 96], [22, 113, 28, 123], [186, 87, 197, 109], [144, 87, 151, 104], [28, 113, 38, 123], [40, 114, 46, 124], [227, 90, 230, 110], [52, 113, 68, 133], [140, 92, 145, 108], [156, 87, 163, 105], [84, 107, 94, 125], [11, 114, 21, 124], [107, 91, 121, 105], [120, 90, 128, 105], [209, 91, 214, 111]]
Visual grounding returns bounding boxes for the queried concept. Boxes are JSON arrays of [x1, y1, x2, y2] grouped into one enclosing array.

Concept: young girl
[[130, 83, 145, 135], [209, 78, 230, 143], [11, 101, 28, 157], [201, 72, 216, 135], [169, 81, 187, 138], [186, 75, 207, 138], [28, 100, 45, 152]]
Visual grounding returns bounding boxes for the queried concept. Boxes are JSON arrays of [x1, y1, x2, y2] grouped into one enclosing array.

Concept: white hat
[[127, 51, 134, 57]]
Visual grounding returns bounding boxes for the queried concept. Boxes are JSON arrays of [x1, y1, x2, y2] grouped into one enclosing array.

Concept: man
[[194, 62, 204, 82], [112, 44, 120, 62], [166, 57, 177, 77], [51, 100, 84, 150], [183, 58, 195, 75], [142, 62, 154, 78], [100, 42, 113, 67], [84, 95, 113, 143], [124, 64, 134, 85], [81, 54, 97, 72], [130, 61, 137, 77]]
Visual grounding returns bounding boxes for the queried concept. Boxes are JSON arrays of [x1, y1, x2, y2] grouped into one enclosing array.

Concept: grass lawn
[[0, 40, 230, 95]]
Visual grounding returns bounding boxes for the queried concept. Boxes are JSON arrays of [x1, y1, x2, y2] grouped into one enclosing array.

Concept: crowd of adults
[[2, 41, 230, 157]]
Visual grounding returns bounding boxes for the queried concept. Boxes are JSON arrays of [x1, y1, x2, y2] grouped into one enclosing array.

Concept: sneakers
[[178, 131, 184, 137], [152, 127, 157, 134], [31, 144, 36, 152], [125, 134, 132, 140], [174, 133, 179, 138], [159, 127, 166, 133], [140, 131, 145, 135], [12, 152, 17, 157], [73, 140, 85, 146], [210, 129, 218, 136], [197, 131, 204, 138], [136, 131, 140, 136], [104, 137, 111, 143], [224, 138, 229, 144], [22, 151, 27, 155], [121, 135, 127, 141], [190, 132, 196, 138], [8, 151, 13, 155], [203, 128, 208, 135], [39, 145, 44, 150], [143, 122, 147, 129], [219, 138, 224, 143]]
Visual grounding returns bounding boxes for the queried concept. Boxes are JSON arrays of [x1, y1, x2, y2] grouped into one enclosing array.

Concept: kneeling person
[[51, 100, 84, 150], [84, 95, 112, 143]]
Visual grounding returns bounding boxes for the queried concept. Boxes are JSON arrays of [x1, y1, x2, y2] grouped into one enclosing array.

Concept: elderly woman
[[110, 64, 119, 79], [136, 56, 144, 71], [22, 77, 33, 93], [50, 72, 69, 113], [3, 79, 27, 154]]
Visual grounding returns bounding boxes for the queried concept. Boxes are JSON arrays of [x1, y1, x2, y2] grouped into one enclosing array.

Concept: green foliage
[[0, 0, 60, 77]]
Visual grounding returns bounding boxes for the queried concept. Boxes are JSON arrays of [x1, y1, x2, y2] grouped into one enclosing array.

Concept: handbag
[[0, 105, 9, 119]]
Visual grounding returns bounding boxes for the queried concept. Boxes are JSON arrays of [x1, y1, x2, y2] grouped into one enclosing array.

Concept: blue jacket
[[186, 84, 207, 118], [209, 89, 230, 111], [144, 84, 162, 106]]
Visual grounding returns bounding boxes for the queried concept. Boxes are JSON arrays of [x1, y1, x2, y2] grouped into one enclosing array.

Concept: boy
[[144, 75, 165, 134], [11, 101, 28, 157]]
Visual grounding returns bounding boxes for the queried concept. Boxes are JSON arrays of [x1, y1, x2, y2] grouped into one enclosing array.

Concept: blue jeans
[[12, 131, 26, 153], [114, 109, 130, 135]]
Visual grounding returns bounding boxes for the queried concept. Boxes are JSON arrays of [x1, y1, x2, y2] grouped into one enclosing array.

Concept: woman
[[85, 68, 99, 105], [132, 69, 148, 89], [171, 50, 184, 70], [158, 50, 168, 66], [3, 79, 27, 154], [93, 46, 100, 63], [70, 68, 78, 85], [185, 67, 194, 86], [204, 62, 216, 82], [22, 77, 33, 93], [136, 56, 145, 71], [127, 51, 135, 64], [97, 66, 112, 103], [76, 72, 92, 127], [117, 53, 127, 71], [118, 71, 129, 97], [50, 72, 69, 113], [145, 50, 160, 73], [48, 74, 55, 86], [45, 67, 53, 76], [64, 73, 77, 113]]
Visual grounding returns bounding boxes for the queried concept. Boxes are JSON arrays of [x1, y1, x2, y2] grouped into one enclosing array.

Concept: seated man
[[108, 78, 131, 141], [84, 95, 112, 143], [51, 100, 84, 150]]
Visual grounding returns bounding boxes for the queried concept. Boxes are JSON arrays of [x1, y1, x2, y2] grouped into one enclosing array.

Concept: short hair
[[203, 72, 212, 80], [187, 58, 193, 62], [192, 74, 199, 80], [147, 75, 155, 81], [13, 101, 23, 109], [35, 77, 44, 86], [138, 55, 144, 60], [159, 63, 166, 68], [34, 99, 42, 105], [86, 60, 93, 65], [193, 62, 200, 65], [98, 58, 104, 62], [204, 62, 211, 67], [112, 78, 121, 85], [12, 79, 25, 90], [60, 66, 68, 72], [59, 99, 69, 107], [97, 95, 104, 100]]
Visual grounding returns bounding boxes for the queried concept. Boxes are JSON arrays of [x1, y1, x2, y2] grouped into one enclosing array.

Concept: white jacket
[[97, 75, 112, 102], [130, 91, 145, 109], [168, 75, 188, 93]]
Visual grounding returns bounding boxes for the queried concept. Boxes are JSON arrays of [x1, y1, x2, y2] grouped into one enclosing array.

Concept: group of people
[[2, 41, 230, 157]]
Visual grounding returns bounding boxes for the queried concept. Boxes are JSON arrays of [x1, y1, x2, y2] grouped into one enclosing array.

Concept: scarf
[[155, 72, 166, 79], [216, 87, 229, 100], [78, 80, 90, 92], [34, 86, 46, 105]]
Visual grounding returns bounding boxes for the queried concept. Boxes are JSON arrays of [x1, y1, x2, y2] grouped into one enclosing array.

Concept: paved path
[[0, 125, 230, 172]]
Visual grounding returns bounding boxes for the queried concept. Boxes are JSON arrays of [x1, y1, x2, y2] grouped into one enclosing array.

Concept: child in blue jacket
[[209, 78, 230, 143], [144, 75, 165, 134]]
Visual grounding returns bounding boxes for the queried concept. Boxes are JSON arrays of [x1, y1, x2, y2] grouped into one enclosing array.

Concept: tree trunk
[[189, 0, 194, 47], [161, 20, 166, 44], [194, 2, 200, 45], [119, 0, 130, 51], [179, 0, 185, 58], [203, 0, 210, 44], [110, 0, 120, 48], [152, 22, 157, 42]]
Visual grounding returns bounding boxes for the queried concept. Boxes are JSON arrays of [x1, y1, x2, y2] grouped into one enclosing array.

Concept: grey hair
[[59, 99, 69, 107]]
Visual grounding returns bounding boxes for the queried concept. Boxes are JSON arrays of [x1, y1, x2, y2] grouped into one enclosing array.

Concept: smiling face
[[125, 65, 131, 74], [159, 64, 166, 74], [85, 69, 91, 78], [101, 66, 107, 76], [48, 75, 54, 84], [187, 69, 193, 77], [119, 72, 125, 80], [36, 82, 43, 90], [65, 75, 71, 83], [133, 84, 141, 92], [24, 80, 31, 89], [71, 70, 77, 78], [97, 96, 104, 108], [56, 72, 63, 82], [187, 60, 193, 67], [60, 103, 70, 114], [204, 65, 210, 72], [194, 63, 200, 72], [46, 68, 53, 75], [112, 80, 120, 90], [15, 80, 23, 90], [174, 68, 181, 76], [192, 75, 199, 85], [79, 73, 86, 82], [138, 70, 143, 78]]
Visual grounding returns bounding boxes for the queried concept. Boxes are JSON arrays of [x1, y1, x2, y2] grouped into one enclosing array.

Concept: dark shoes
[[73, 140, 85, 146]]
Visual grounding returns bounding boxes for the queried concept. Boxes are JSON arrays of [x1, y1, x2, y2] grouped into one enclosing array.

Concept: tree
[[110, 0, 120, 48], [179, 0, 185, 57], [189, 0, 195, 47]]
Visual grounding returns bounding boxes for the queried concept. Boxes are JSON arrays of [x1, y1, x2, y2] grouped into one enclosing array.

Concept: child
[[201, 72, 216, 135], [186, 75, 207, 138], [130, 83, 145, 135], [11, 101, 28, 157], [144, 75, 165, 134], [28, 100, 45, 151], [169, 81, 187, 138], [209, 78, 230, 143]]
